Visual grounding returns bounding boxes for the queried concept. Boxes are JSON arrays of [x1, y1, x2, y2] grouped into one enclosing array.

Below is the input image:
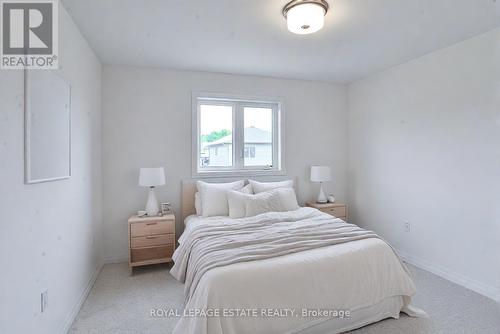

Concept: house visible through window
[[244, 146, 256, 158], [193, 93, 283, 177]]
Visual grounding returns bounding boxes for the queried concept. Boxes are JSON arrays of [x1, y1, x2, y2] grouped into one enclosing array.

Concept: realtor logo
[[1, 0, 58, 69]]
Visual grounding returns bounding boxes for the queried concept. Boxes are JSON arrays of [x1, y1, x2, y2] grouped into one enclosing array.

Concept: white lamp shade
[[286, 3, 326, 35], [310, 165, 331, 182], [139, 167, 166, 187]]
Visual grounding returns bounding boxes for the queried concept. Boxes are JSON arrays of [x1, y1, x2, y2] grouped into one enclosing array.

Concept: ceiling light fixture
[[282, 0, 329, 35]]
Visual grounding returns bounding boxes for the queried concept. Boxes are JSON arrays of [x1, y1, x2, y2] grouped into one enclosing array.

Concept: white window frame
[[192, 92, 285, 178]]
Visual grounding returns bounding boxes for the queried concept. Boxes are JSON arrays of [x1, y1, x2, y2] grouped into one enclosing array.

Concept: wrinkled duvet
[[170, 208, 422, 334]]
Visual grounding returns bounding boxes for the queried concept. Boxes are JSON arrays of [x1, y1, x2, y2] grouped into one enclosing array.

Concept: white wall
[[0, 5, 496, 332], [0, 5, 102, 334], [102, 65, 348, 262], [347, 28, 500, 300]]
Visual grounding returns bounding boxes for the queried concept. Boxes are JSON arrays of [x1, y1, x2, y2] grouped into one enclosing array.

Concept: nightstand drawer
[[130, 220, 174, 237], [131, 234, 174, 248], [321, 206, 346, 217], [128, 213, 176, 273], [131, 244, 174, 263]]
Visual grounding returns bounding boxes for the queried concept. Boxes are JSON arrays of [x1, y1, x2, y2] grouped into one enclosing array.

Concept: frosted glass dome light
[[283, 0, 329, 35]]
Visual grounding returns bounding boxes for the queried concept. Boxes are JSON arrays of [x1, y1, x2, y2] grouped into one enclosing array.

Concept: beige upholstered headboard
[[181, 177, 300, 222], [181, 181, 197, 221]]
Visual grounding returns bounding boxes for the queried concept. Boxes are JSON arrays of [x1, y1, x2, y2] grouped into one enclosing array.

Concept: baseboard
[[59, 263, 103, 334], [103, 255, 128, 264], [397, 249, 499, 302]]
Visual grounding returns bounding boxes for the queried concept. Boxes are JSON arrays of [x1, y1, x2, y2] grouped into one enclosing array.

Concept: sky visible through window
[[200, 105, 272, 135], [244, 107, 272, 132], [200, 105, 232, 136]]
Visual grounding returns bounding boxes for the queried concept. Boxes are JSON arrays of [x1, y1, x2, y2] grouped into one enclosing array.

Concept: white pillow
[[245, 190, 283, 217], [227, 190, 250, 219], [229, 188, 300, 218], [249, 179, 294, 194], [244, 188, 300, 217], [240, 184, 253, 195], [194, 192, 201, 216], [196, 184, 251, 217], [197, 180, 245, 217], [275, 187, 300, 211], [224, 184, 253, 218]]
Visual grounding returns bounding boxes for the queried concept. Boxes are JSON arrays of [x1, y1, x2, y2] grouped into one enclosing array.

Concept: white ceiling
[[62, 0, 500, 83]]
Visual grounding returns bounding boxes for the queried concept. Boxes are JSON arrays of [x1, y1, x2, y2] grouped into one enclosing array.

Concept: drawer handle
[[145, 236, 157, 239], [146, 222, 157, 226]]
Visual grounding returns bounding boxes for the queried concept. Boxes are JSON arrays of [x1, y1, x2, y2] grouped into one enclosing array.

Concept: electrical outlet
[[41, 290, 48, 313], [404, 222, 411, 233]]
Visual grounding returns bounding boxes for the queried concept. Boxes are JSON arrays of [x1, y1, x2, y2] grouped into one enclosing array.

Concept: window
[[193, 93, 283, 177]]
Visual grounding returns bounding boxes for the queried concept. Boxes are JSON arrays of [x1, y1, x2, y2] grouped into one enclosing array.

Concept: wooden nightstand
[[306, 202, 348, 222], [128, 213, 175, 273]]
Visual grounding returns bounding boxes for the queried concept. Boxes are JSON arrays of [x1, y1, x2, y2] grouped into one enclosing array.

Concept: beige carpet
[[69, 263, 500, 334]]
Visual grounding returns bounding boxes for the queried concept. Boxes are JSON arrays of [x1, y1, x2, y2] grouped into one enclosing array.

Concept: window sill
[[192, 168, 286, 179]]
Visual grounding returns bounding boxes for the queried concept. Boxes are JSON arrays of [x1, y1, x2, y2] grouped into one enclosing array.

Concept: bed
[[170, 182, 424, 334]]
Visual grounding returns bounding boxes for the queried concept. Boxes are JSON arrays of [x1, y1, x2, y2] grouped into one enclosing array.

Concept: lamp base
[[145, 187, 160, 216], [316, 183, 328, 203]]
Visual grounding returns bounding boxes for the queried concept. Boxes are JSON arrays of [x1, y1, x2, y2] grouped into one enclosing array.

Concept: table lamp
[[310, 165, 331, 203], [139, 167, 166, 216]]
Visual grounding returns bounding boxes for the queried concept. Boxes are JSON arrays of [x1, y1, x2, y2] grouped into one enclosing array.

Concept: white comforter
[[171, 208, 419, 334]]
